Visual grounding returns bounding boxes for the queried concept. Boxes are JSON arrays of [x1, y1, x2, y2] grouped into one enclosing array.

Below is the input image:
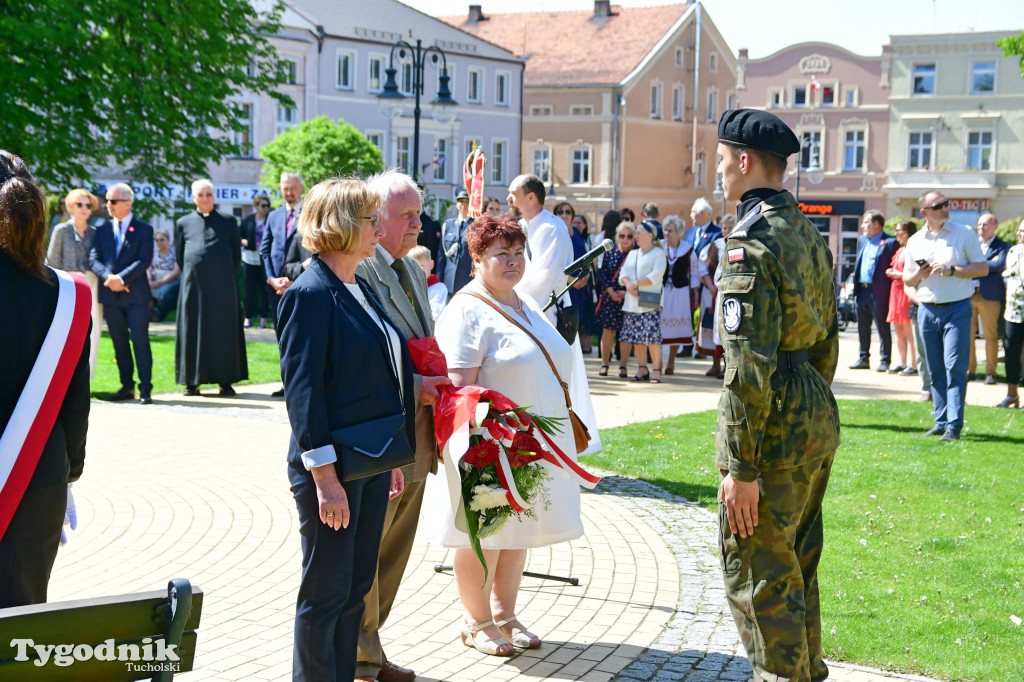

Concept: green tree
[[998, 32, 1024, 75], [259, 116, 384, 194], [0, 0, 291, 214]]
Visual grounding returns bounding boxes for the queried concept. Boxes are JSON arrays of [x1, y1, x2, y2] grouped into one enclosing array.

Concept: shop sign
[[797, 200, 865, 216]]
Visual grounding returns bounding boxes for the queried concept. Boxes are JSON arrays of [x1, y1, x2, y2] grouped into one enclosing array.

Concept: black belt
[[777, 348, 809, 370], [857, 282, 872, 289], [924, 298, 970, 308]]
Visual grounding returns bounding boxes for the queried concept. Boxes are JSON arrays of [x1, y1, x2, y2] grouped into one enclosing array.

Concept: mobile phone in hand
[[915, 259, 929, 267]]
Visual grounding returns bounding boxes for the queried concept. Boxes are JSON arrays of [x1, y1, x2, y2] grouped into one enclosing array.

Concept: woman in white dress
[[427, 213, 581, 656], [659, 216, 695, 374]]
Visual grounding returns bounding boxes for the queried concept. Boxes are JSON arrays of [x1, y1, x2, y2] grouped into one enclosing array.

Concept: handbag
[[463, 291, 592, 453], [553, 295, 579, 346], [633, 256, 661, 310], [330, 413, 415, 482]]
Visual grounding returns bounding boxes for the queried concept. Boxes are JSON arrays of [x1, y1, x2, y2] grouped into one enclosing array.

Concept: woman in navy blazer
[[277, 177, 415, 681]]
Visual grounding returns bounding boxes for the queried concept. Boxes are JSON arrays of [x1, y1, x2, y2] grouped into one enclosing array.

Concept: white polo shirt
[[905, 220, 986, 304]]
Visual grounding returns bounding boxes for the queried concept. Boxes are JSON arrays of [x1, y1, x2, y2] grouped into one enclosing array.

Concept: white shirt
[[619, 246, 667, 313], [343, 282, 404, 397], [905, 220, 986, 304], [515, 208, 574, 323], [113, 212, 133, 253]]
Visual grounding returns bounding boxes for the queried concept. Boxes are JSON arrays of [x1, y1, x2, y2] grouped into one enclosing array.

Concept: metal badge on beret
[[723, 298, 742, 334]]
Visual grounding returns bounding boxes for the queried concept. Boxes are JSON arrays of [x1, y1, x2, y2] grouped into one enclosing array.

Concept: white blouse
[[619, 246, 667, 313]]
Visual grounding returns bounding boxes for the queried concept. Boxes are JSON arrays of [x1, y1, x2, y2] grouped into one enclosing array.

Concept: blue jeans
[[918, 298, 971, 434]]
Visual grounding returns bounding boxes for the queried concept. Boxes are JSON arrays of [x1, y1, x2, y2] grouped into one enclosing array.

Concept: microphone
[[563, 238, 613, 275]]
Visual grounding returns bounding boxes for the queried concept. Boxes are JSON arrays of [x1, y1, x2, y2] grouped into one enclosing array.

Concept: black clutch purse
[[330, 413, 415, 482]]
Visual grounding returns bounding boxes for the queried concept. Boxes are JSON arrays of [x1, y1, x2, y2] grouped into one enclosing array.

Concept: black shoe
[[899, 366, 919, 376], [183, 386, 201, 397], [923, 425, 945, 437], [876, 362, 890, 372], [139, 393, 152, 405], [272, 388, 285, 397], [849, 359, 871, 370], [219, 384, 236, 396], [984, 374, 997, 385], [887, 364, 906, 374], [966, 374, 975, 382], [939, 429, 960, 442], [103, 387, 134, 402]]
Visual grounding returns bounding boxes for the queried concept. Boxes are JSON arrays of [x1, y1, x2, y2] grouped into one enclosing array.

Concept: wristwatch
[[950, 265, 957, 277]]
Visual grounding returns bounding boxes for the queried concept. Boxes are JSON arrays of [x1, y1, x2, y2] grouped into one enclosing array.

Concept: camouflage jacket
[[715, 190, 840, 482]]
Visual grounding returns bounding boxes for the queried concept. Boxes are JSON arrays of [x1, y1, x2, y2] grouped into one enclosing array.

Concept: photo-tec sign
[[798, 200, 865, 216], [948, 199, 988, 212]]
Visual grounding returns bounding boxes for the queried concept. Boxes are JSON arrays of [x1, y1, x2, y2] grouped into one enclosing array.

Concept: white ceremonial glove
[[60, 484, 77, 546]]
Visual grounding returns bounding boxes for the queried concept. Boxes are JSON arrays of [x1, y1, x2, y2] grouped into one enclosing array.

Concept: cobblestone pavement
[[42, 332, 959, 680]]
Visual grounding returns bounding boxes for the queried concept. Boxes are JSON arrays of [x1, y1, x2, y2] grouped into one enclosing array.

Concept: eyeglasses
[[922, 200, 949, 211], [74, 202, 92, 209], [363, 216, 379, 226], [258, 203, 271, 209], [106, 198, 127, 205], [556, 209, 573, 216]]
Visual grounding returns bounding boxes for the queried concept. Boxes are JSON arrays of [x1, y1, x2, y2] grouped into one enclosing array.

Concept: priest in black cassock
[[174, 179, 248, 396]]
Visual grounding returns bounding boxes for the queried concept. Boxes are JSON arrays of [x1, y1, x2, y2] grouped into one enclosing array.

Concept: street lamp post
[[794, 135, 824, 201], [376, 38, 458, 182]]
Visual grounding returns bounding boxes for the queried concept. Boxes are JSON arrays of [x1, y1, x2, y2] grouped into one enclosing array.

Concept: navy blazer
[[693, 223, 721, 261], [88, 215, 153, 306], [278, 256, 416, 493], [975, 236, 1010, 301], [853, 234, 899, 305], [436, 216, 473, 295], [260, 203, 299, 281]]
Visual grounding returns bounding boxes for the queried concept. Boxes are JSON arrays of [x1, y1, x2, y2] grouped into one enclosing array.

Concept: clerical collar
[[197, 210, 210, 218], [737, 188, 783, 220]]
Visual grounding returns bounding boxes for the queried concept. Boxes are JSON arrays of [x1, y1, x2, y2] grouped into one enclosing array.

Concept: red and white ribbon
[[0, 270, 91, 541]]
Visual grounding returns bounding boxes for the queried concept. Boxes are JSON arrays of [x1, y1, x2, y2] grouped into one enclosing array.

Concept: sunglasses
[[618, 234, 634, 239], [556, 209, 573, 216], [922, 200, 949, 211], [363, 216, 379, 226], [258, 203, 271, 209], [106, 198, 127, 205], [74, 202, 92, 209]]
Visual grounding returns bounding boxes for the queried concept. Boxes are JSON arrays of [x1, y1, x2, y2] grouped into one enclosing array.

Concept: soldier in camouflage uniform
[[713, 109, 840, 682]]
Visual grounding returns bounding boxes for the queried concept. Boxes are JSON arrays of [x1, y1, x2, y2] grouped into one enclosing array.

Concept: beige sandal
[[461, 620, 515, 656], [495, 616, 541, 649]]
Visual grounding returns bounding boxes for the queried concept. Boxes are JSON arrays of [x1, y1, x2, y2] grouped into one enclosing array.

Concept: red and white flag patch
[[727, 248, 745, 263]]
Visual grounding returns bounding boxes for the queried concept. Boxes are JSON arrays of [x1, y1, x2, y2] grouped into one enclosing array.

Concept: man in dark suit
[[850, 210, 899, 371], [687, 197, 721, 357], [435, 187, 473, 299], [260, 171, 304, 325], [354, 171, 449, 682], [283, 228, 314, 282], [970, 212, 1010, 383], [417, 207, 442, 268], [89, 182, 154, 403]]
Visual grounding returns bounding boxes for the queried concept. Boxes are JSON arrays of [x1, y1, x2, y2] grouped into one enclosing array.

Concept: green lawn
[[91, 332, 281, 398], [582, 400, 1024, 681]]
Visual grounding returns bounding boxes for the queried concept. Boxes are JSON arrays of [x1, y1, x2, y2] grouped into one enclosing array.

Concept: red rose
[[508, 432, 544, 468], [464, 440, 500, 469]]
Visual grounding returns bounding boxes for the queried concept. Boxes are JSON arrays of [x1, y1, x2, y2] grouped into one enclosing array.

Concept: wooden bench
[[0, 578, 202, 681]]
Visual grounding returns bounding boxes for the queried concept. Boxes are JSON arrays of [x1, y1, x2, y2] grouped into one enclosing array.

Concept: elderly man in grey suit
[[354, 170, 450, 682]]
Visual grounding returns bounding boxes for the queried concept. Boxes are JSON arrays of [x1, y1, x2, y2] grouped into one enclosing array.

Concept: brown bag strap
[[460, 291, 573, 410]]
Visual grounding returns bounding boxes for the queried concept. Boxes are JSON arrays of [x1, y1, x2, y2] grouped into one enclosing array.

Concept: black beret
[[718, 109, 800, 159]]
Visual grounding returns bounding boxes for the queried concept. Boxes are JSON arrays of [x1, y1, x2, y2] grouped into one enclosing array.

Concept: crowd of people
[[850, 199, 1022, 438]]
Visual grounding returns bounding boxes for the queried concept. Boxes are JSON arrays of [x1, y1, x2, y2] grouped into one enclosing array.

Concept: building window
[[400, 59, 414, 96], [233, 103, 254, 158], [966, 131, 993, 170], [569, 104, 594, 116], [726, 92, 738, 110], [912, 64, 936, 95], [570, 146, 591, 184], [908, 131, 932, 169], [675, 47, 684, 66], [768, 88, 783, 108], [283, 60, 297, 84], [821, 84, 834, 107], [495, 71, 509, 106], [706, 89, 718, 124], [650, 83, 662, 119], [433, 137, 448, 181], [368, 55, 386, 93], [246, 59, 257, 79], [709, 52, 718, 72], [491, 140, 507, 184], [793, 86, 807, 107], [672, 85, 684, 120], [695, 152, 705, 188], [800, 130, 822, 169], [530, 105, 553, 116], [275, 104, 296, 136], [843, 130, 865, 171], [465, 137, 482, 158], [970, 61, 996, 94], [843, 87, 859, 107], [468, 68, 483, 103], [531, 146, 550, 183], [336, 51, 355, 90], [395, 136, 410, 175], [366, 132, 384, 150]]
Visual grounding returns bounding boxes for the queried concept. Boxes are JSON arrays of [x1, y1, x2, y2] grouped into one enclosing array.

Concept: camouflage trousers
[[719, 452, 834, 682]]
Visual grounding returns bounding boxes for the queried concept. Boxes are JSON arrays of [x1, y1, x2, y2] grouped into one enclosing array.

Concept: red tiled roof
[[440, 4, 689, 86]]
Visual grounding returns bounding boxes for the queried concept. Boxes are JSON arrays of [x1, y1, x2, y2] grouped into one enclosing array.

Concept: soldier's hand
[[719, 474, 760, 539]]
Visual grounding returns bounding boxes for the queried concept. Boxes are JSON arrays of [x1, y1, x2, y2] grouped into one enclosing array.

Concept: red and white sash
[[0, 269, 91, 541]]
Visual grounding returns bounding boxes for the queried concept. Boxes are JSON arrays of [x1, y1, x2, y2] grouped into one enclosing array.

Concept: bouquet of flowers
[[408, 337, 600, 577]]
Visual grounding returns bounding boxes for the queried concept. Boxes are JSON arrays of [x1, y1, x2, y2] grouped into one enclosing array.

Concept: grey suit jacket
[[356, 248, 438, 482]]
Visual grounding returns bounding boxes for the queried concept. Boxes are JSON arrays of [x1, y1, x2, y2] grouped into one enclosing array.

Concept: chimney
[[594, 0, 612, 18], [468, 5, 486, 23]]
